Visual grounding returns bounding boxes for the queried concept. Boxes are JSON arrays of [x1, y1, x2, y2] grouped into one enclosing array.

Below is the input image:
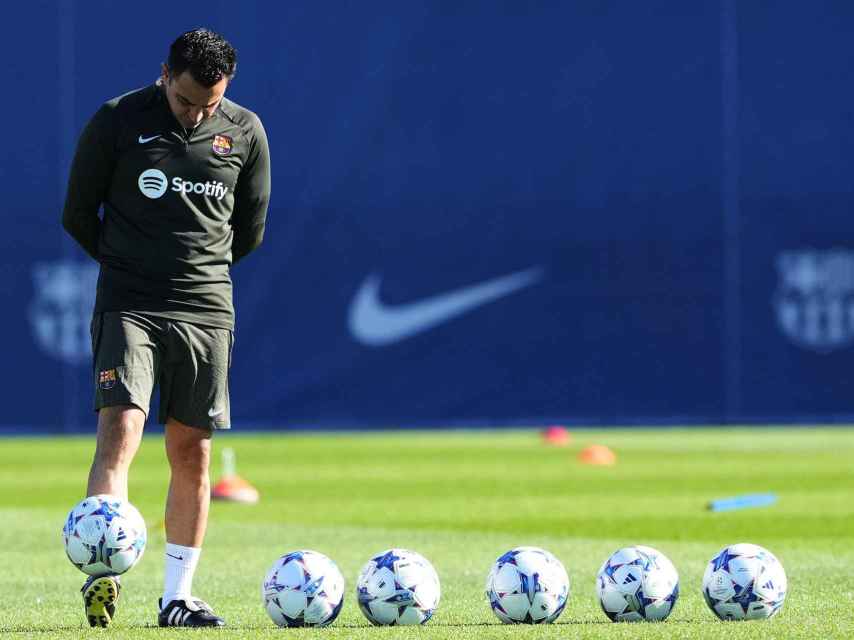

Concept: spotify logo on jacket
[[138, 169, 228, 200]]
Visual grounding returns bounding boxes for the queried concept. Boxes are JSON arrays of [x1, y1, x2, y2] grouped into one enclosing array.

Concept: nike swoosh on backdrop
[[348, 267, 545, 347], [138, 134, 161, 143]]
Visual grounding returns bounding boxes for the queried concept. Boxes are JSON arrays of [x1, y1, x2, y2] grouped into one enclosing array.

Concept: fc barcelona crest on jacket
[[212, 135, 233, 156]]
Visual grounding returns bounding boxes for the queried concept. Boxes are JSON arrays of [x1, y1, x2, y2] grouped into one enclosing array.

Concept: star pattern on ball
[[635, 586, 657, 612], [604, 555, 645, 581], [303, 574, 325, 601], [384, 579, 417, 608], [281, 551, 305, 564], [91, 500, 122, 522], [372, 550, 402, 571], [732, 581, 761, 613], [603, 561, 625, 580], [496, 549, 522, 566], [526, 572, 543, 604], [712, 547, 738, 572], [518, 572, 530, 596]]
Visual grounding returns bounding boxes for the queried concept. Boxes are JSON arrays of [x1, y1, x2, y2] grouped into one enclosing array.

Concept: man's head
[[160, 29, 237, 129]]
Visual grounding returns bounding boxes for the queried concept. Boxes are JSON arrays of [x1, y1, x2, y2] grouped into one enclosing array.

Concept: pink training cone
[[542, 425, 572, 446]]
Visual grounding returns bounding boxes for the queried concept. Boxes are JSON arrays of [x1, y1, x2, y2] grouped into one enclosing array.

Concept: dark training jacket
[[62, 83, 271, 330]]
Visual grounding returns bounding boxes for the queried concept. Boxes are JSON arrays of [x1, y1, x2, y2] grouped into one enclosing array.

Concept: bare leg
[[81, 405, 144, 626], [164, 419, 212, 547], [87, 405, 146, 500]]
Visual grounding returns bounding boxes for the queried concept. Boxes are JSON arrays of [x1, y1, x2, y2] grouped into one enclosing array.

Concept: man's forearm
[[62, 208, 101, 261], [232, 224, 265, 265]]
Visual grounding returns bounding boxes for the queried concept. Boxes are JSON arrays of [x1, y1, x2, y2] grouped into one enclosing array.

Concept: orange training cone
[[211, 447, 260, 504], [578, 444, 616, 466]]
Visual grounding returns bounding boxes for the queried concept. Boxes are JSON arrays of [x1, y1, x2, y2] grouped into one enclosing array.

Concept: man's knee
[[165, 420, 211, 475], [93, 406, 145, 466], [98, 405, 145, 431]]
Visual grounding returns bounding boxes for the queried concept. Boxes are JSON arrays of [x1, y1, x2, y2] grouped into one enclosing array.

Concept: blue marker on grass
[[708, 493, 778, 512]]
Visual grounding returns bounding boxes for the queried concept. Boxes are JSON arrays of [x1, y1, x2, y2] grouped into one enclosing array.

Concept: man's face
[[160, 64, 228, 129]]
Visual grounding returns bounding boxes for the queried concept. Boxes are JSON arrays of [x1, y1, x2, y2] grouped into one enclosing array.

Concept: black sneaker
[[82, 575, 121, 628], [158, 598, 225, 627]]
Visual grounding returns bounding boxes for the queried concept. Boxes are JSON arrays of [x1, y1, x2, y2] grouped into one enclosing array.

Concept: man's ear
[[160, 63, 170, 84]]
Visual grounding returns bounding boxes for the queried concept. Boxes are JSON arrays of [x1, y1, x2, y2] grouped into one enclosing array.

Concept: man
[[62, 28, 271, 628]]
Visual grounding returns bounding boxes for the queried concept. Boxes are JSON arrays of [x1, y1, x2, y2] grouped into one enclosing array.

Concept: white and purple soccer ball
[[596, 545, 679, 622], [62, 494, 146, 576], [702, 543, 787, 621], [486, 546, 570, 624], [356, 548, 441, 625], [262, 550, 345, 627]]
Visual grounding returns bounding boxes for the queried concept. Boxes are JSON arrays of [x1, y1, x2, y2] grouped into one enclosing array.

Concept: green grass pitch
[[1, 427, 852, 639]]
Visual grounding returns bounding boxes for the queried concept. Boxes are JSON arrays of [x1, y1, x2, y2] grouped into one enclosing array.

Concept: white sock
[[162, 543, 201, 609]]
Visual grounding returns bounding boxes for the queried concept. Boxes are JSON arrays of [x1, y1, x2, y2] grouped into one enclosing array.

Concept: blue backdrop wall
[[2, 1, 853, 432]]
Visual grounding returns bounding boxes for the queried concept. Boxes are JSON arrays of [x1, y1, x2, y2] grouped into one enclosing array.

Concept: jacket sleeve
[[61, 104, 117, 261], [231, 114, 271, 265]]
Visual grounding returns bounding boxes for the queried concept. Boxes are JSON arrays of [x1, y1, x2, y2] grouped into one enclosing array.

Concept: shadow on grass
[[0, 618, 706, 633], [1, 626, 89, 635]]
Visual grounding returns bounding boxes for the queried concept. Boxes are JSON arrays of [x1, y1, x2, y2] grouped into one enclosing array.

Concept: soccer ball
[[356, 548, 441, 625], [596, 545, 680, 622], [485, 546, 570, 624], [62, 495, 146, 576], [262, 550, 345, 627], [702, 543, 787, 620]]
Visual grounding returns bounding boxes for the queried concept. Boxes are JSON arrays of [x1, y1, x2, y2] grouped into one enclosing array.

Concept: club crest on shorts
[[99, 369, 117, 390], [212, 134, 233, 156]]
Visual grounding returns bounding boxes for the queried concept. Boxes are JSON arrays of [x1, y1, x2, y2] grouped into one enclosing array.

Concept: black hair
[[167, 28, 237, 87]]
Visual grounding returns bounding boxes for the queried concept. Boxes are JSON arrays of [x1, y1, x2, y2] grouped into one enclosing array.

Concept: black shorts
[[90, 311, 233, 430]]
